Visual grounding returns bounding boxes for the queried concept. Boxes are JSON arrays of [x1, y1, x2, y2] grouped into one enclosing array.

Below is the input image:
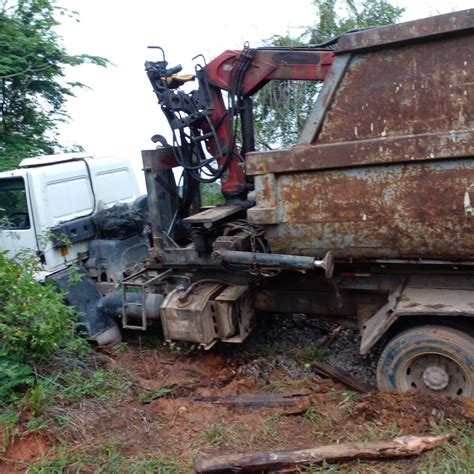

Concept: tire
[[376, 325, 474, 397]]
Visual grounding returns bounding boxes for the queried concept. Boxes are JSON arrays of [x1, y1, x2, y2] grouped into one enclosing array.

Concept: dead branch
[[194, 433, 454, 473]]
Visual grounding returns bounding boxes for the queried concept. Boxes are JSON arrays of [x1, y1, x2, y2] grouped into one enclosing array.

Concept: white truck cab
[[0, 153, 142, 276]]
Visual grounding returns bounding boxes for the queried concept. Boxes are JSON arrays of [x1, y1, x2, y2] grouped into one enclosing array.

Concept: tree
[[253, 0, 404, 150], [0, 0, 107, 171]]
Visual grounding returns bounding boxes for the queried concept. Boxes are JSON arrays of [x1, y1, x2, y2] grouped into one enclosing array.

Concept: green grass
[[421, 421, 474, 473], [29, 444, 183, 473], [203, 419, 249, 448], [258, 341, 285, 357], [304, 406, 335, 438]]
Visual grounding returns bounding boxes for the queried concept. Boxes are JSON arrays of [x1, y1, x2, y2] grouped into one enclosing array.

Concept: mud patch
[[0, 432, 51, 472], [351, 390, 473, 433]]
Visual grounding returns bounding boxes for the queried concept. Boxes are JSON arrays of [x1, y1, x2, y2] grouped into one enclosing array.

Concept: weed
[[204, 423, 225, 446], [0, 408, 19, 453], [25, 416, 49, 434], [304, 407, 334, 439], [22, 379, 55, 416], [139, 384, 178, 404], [113, 341, 128, 353], [259, 341, 284, 357], [301, 346, 330, 363], [99, 441, 126, 472], [336, 390, 357, 415]]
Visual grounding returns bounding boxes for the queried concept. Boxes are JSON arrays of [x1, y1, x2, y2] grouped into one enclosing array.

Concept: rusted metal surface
[[299, 54, 352, 145], [215, 249, 333, 277], [360, 284, 404, 355], [141, 147, 178, 171], [361, 283, 474, 355], [205, 49, 334, 96], [183, 205, 242, 225], [248, 34, 474, 175], [247, 19, 474, 262], [160, 282, 254, 347], [317, 35, 474, 146], [247, 129, 474, 175], [249, 158, 474, 259], [336, 8, 474, 54], [396, 288, 474, 317]]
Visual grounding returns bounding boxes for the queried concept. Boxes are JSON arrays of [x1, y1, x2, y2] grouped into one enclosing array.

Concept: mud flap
[[360, 284, 404, 355], [49, 267, 121, 345]]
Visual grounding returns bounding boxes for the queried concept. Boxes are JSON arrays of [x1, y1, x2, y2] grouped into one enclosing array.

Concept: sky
[[55, 0, 474, 186]]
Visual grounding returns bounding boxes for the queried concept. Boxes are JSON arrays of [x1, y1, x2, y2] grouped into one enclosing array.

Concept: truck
[[2, 9, 473, 396], [0, 153, 148, 344]]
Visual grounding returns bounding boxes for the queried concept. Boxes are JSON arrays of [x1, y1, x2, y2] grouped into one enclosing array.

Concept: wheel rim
[[398, 352, 471, 397]]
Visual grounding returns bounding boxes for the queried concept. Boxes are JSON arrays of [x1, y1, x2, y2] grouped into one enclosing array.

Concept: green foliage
[[253, 0, 405, 149], [200, 182, 224, 206], [0, 358, 34, 402], [301, 345, 330, 363], [0, 250, 87, 404], [139, 384, 178, 404], [0, 0, 108, 171]]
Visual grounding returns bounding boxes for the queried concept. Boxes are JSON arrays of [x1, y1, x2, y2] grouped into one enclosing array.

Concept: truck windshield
[[0, 177, 31, 229]]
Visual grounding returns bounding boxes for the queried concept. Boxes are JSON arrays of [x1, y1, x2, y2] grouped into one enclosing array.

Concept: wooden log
[[192, 392, 311, 414], [311, 360, 375, 393], [194, 433, 454, 473]]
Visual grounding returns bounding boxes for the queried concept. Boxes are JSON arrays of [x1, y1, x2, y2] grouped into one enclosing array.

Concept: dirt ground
[[1, 316, 473, 472]]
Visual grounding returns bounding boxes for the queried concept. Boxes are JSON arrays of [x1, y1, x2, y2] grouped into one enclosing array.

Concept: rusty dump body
[[124, 9, 474, 395], [247, 10, 474, 261]]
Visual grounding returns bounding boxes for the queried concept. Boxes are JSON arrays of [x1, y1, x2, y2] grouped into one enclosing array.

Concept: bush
[[0, 251, 87, 404]]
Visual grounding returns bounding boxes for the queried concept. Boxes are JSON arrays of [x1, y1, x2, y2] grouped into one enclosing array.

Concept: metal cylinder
[[215, 250, 334, 278], [98, 291, 163, 320]]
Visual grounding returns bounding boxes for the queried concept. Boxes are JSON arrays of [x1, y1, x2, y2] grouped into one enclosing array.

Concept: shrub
[[0, 251, 87, 404]]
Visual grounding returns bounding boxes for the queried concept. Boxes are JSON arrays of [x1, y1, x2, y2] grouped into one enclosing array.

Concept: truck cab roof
[[19, 153, 93, 168]]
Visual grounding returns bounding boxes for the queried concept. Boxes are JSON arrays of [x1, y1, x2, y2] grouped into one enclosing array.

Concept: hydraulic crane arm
[[145, 46, 335, 198], [205, 48, 335, 95]]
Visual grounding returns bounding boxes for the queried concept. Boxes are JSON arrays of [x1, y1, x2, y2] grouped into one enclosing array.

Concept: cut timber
[[194, 433, 454, 473], [192, 392, 310, 414], [311, 360, 375, 393]]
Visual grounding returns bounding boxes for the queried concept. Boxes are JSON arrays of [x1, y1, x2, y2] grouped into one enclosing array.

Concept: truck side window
[[0, 177, 31, 229]]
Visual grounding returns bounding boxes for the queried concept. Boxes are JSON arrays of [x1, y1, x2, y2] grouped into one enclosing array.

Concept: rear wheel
[[376, 325, 474, 397]]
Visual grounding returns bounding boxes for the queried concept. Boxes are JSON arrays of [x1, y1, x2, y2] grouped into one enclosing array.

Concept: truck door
[[0, 176, 38, 258]]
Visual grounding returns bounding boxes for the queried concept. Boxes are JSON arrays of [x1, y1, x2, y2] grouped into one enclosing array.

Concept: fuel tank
[[247, 9, 474, 261]]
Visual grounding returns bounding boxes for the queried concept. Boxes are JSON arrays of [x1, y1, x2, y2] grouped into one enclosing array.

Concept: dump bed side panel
[[247, 13, 474, 261]]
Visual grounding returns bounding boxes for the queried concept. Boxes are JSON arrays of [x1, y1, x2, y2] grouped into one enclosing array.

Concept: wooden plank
[[193, 392, 311, 414]]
